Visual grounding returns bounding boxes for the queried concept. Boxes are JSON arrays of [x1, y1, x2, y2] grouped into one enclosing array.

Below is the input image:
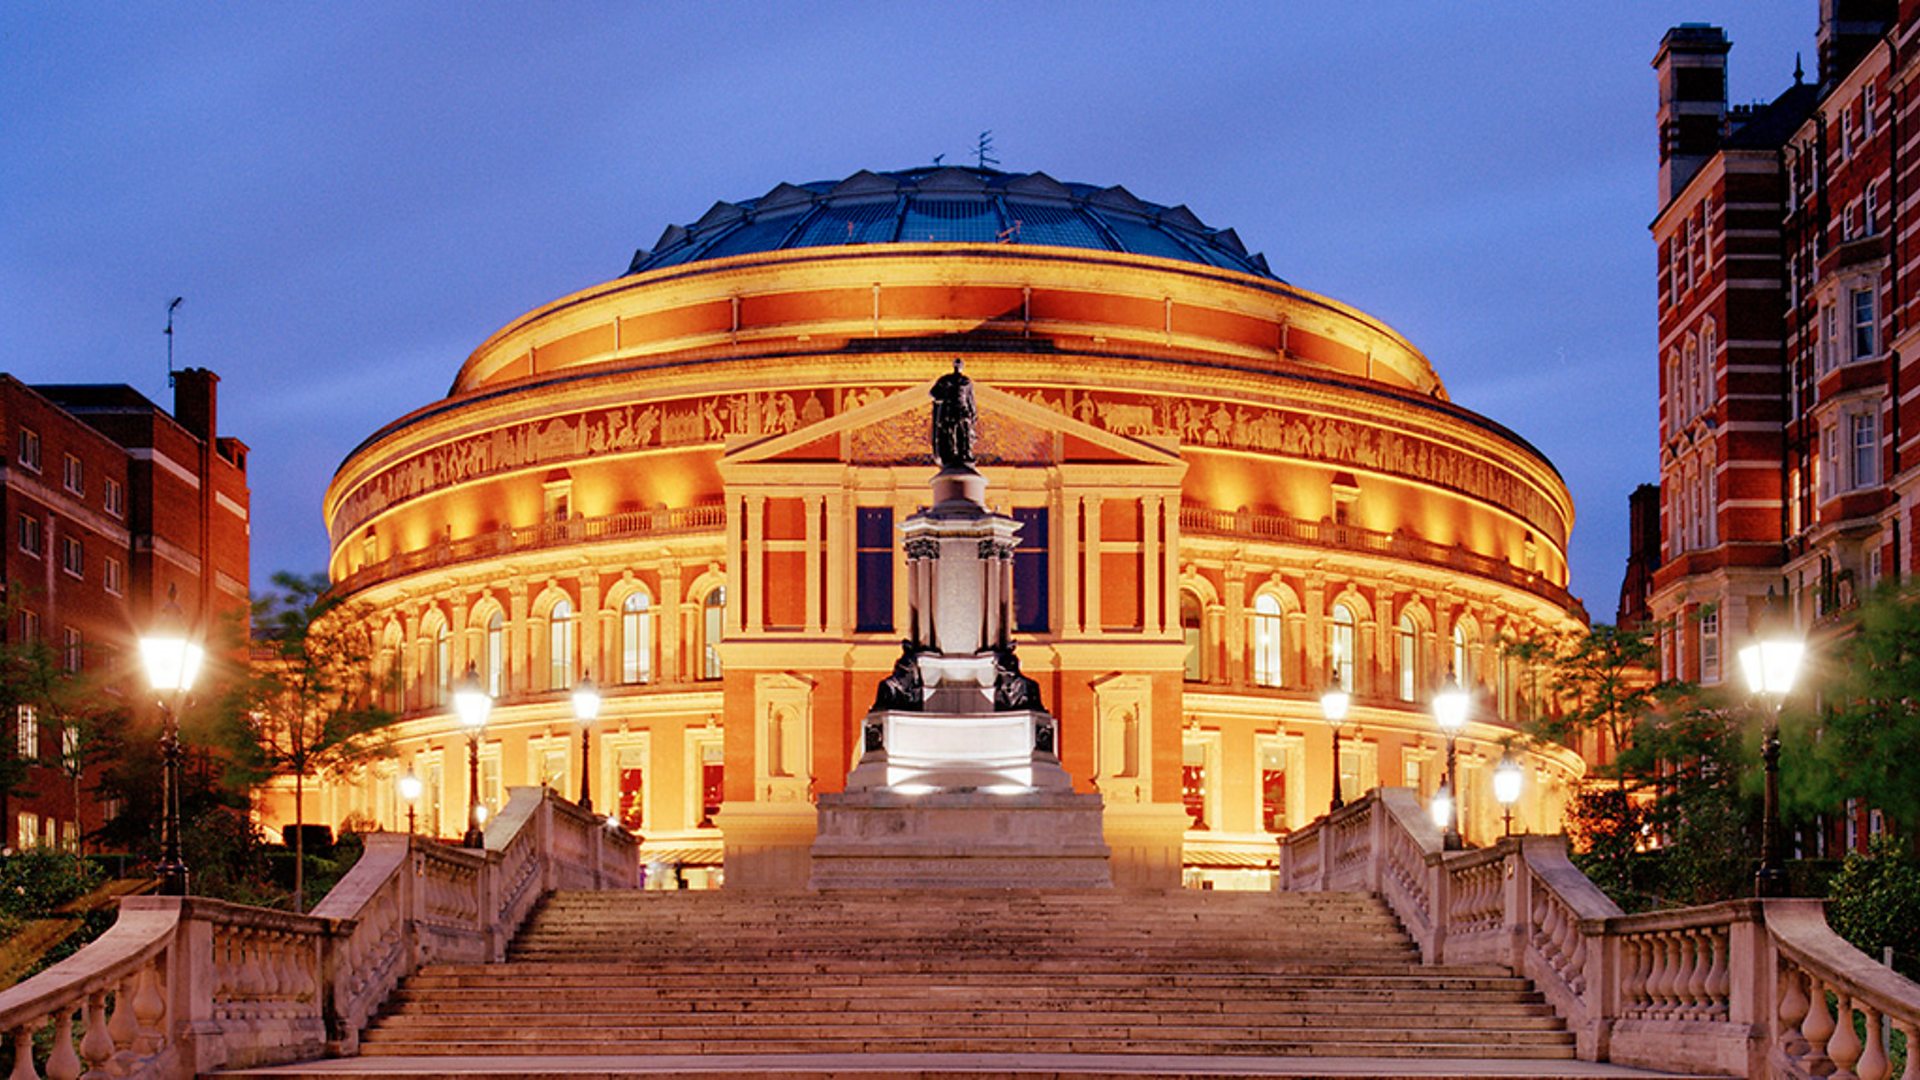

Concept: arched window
[[701, 587, 726, 680], [1666, 352, 1682, 435], [1252, 593, 1283, 687], [622, 593, 651, 685], [549, 600, 575, 690], [1397, 613, 1418, 702], [1329, 604, 1356, 692], [485, 612, 504, 697], [1181, 591, 1205, 682], [434, 622, 451, 706], [1451, 622, 1470, 686], [1699, 322, 1716, 415], [1682, 334, 1698, 420]]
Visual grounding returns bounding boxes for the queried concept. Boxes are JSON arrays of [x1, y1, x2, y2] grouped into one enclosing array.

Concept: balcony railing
[[1179, 505, 1579, 612], [337, 503, 727, 594]]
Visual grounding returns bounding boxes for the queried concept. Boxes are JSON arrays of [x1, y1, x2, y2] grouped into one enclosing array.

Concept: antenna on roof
[[933, 153, 946, 166], [164, 297, 184, 388], [975, 131, 998, 170]]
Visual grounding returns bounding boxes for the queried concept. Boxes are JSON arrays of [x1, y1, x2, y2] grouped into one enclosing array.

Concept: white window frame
[[16, 705, 37, 761], [62, 454, 82, 496], [17, 429, 39, 472], [622, 593, 652, 685], [1852, 286, 1877, 362], [17, 514, 39, 558], [59, 535, 83, 579], [548, 600, 575, 690], [1251, 592, 1284, 688], [103, 556, 122, 595], [103, 478, 123, 518]]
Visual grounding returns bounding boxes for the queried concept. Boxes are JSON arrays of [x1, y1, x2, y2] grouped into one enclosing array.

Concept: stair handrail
[[0, 786, 640, 1077], [1276, 787, 1920, 1078]]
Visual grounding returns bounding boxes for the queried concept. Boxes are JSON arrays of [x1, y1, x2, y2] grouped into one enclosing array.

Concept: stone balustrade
[[1278, 787, 1920, 1079], [0, 786, 639, 1078]]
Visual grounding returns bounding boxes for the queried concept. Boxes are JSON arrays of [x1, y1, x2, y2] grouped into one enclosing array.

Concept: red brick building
[[0, 369, 249, 851]]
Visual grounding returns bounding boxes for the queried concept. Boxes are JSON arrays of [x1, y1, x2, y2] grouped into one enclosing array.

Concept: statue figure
[[990, 642, 1042, 712], [872, 640, 928, 712], [930, 358, 976, 470]]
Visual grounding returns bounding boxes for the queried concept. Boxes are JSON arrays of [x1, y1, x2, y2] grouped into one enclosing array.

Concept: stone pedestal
[[810, 789, 1112, 890]]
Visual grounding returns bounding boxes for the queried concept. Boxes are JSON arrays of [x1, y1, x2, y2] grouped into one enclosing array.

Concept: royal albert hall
[[291, 166, 1589, 888]]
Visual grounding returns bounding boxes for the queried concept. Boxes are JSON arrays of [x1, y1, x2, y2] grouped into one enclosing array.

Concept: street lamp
[[1739, 600, 1805, 899], [398, 770, 422, 836], [1493, 750, 1523, 838], [1432, 679, 1470, 850], [139, 588, 203, 897], [1429, 783, 1454, 833], [1320, 684, 1350, 813], [453, 663, 492, 848], [572, 675, 601, 812]]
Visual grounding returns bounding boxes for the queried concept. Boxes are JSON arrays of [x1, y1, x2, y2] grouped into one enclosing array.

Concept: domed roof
[[627, 166, 1278, 281]]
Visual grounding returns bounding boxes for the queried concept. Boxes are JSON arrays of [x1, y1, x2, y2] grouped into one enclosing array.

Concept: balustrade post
[[1366, 796, 1386, 894], [1502, 838, 1526, 973], [1726, 904, 1767, 1077], [1427, 852, 1451, 965], [169, 901, 222, 1075], [537, 793, 558, 896]]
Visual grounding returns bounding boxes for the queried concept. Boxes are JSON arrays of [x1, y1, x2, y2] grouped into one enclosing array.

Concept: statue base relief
[[809, 787, 1112, 890]]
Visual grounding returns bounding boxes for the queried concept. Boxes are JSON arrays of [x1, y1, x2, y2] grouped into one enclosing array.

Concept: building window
[[16, 705, 37, 761], [103, 556, 123, 595], [1397, 613, 1418, 703], [1329, 604, 1356, 692], [1181, 740, 1208, 831], [1822, 422, 1840, 500], [1012, 507, 1049, 633], [62, 454, 82, 496], [19, 610, 38, 643], [1852, 287, 1876, 361], [1698, 323, 1715, 412], [1700, 608, 1720, 684], [548, 600, 575, 690], [1821, 304, 1839, 374], [17, 514, 39, 558], [542, 478, 571, 522], [621, 593, 651, 684], [59, 536, 82, 578], [698, 742, 724, 828], [1181, 591, 1204, 682], [61, 628, 81, 673], [617, 744, 646, 831], [17, 812, 39, 849], [483, 612, 504, 697], [1851, 410, 1880, 489], [433, 623, 451, 705], [1864, 84, 1876, 137], [855, 507, 893, 633], [1260, 742, 1287, 833], [1865, 184, 1879, 235], [701, 587, 726, 680], [103, 478, 123, 518], [1252, 593, 1284, 687], [1452, 623, 1471, 685], [17, 429, 40, 472], [537, 744, 567, 796]]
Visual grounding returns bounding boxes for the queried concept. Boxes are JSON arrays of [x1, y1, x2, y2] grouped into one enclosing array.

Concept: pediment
[[724, 378, 1183, 470]]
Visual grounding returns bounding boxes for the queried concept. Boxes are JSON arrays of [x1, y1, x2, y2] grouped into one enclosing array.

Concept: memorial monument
[[809, 360, 1114, 889]]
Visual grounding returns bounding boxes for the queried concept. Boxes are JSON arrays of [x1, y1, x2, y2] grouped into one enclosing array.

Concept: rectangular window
[[103, 556, 122, 595], [62, 454, 82, 496], [16, 514, 39, 557], [480, 752, 503, 817], [855, 507, 893, 633], [1700, 608, 1720, 683], [60, 724, 78, 765], [17, 812, 39, 849], [1851, 410, 1879, 488], [618, 745, 646, 831], [60, 536, 83, 578], [1864, 86, 1876, 138], [62, 627, 81, 673], [17, 429, 39, 472], [19, 610, 38, 643], [1261, 743, 1287, 833], [1823, 422, 1841, 500], [699, 743, 724, 829], [1852, 287, 1876, 361], [538, 745, 567, 797], [1866, 184, 1879, 235], [1181, 749, 1208, 831], [103, 478, 123, 518], [1013, 507, 1049, 633], [16, 705, 37, 761], [1820, 304, 1838, 374]]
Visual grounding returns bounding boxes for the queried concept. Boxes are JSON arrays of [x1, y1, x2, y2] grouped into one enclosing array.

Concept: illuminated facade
[[287, 167, 1588, 887]]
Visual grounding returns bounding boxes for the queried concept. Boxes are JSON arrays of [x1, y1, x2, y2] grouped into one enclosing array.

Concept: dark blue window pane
[[900, 198, 1003, 243], [1013, 507, 1049, 633], [699, 212, 808, 259], [857, 507, 893, 632], [789, 200, 900, 248], [1090, 211, 1201, 263], [1002, 201, 1105, 249]]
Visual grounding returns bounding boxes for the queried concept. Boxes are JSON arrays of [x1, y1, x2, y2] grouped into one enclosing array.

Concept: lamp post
[[398, 770, 422, 836], [1432, 679, 1470, 850], [1429, 783, 1454, 834], [139, 589, 203, 897], [1320, 683, 1350, 813], [1738, 604, 1805, 899], [573, 675, 601, 812], [453, 664, 492, 848], [1493, 750, 1523, 838]]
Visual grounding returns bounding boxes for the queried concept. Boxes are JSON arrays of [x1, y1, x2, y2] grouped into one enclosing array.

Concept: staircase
[[221, 887, 1656, 1077]]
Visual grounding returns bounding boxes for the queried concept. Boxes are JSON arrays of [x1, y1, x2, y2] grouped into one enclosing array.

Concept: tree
[[217, 572, 392, 912], [1618, 687, 1756, 906], [1526, 623, 1665, 792], [0, 590, 122, 849], [1806, 582, 1920, 837]]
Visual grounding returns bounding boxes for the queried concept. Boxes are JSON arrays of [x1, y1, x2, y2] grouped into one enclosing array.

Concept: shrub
[[1825, 835, 1920, 980]]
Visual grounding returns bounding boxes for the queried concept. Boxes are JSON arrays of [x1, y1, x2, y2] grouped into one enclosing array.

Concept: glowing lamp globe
[[572, 676, 602, 723], [1319, 688, 1351, 729], [398, 771, 423, 803], [453, 665, 492, 730], [1432, 683, 1470, 734], [1430, 785, 1454, 831], [1737, 637, 1804, 699], [1493, 752, 1524, 808]]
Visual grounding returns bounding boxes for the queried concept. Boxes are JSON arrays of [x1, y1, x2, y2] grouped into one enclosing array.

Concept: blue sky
[[0, 3, 1811, 615]]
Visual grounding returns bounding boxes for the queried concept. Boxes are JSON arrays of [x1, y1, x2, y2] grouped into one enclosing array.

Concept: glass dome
[[628, 166, 1278, 281]]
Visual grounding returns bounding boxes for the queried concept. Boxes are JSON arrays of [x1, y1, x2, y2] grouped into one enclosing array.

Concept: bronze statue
[[990, 642, 1042, 712], [930, 358, 976, 469], [872, 640, 928, 712]]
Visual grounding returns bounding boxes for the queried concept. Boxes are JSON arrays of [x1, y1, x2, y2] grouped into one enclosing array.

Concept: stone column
[[1061, 492, 1081, 636], [1223, 561, 1247, 686], [1375, 591, 1394, 697], [1084, 493, 1103, 633], [1303, 573, 1326, 687], [745, 494, 766, 633], [580, 572, 601, 683], [1163, 494, 1181, 641], [725, 496, 745, 637], [1143, 495, 1162, 635], [660, 560, 681, 683], [824, 492, 849, 635], [509, 583, 529, 695], [401, 610, 420, 711], [804, 493, 823, 632]]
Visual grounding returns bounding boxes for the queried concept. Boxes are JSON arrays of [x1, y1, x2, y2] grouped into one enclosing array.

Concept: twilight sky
[[0, 3, 1809, 616]]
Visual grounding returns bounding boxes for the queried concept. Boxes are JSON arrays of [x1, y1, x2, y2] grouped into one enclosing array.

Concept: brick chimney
[[173, 367, 218, 442], [1817, 0, 1893, 88], [1654, 24, 1731, 209]]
